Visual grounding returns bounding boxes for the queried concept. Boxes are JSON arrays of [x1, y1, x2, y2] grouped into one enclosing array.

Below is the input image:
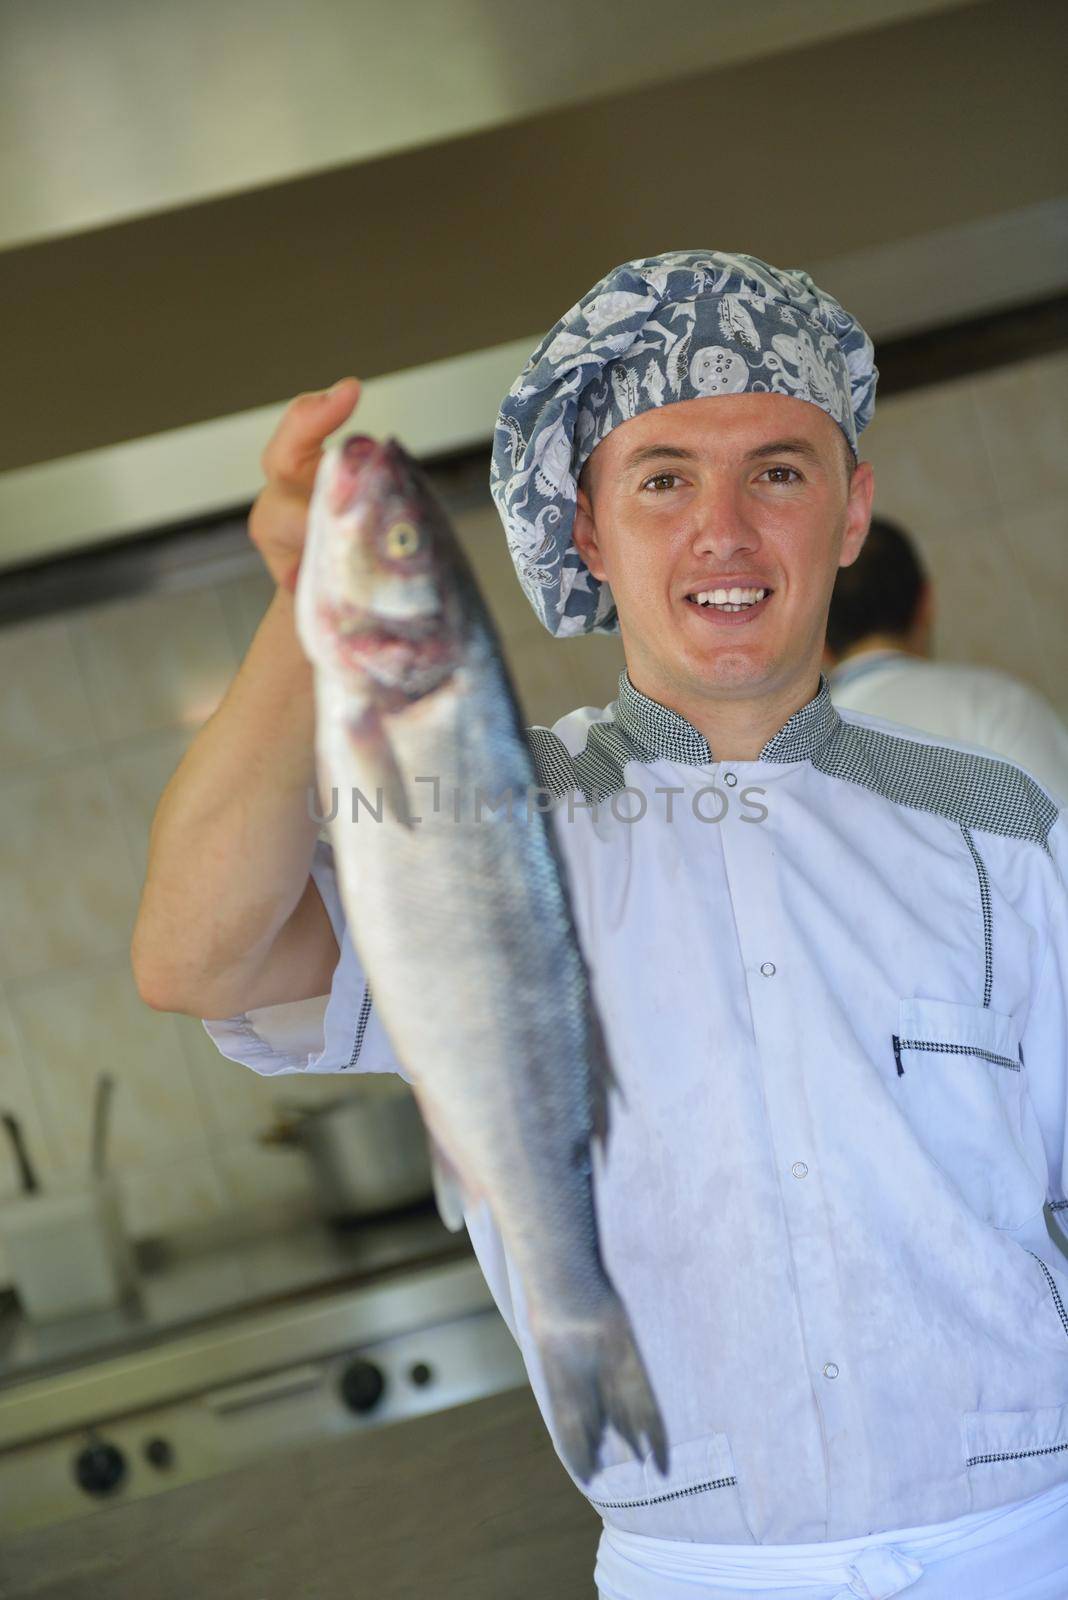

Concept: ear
[[837, 461, 875, 569], [572, 485, 609, 582]]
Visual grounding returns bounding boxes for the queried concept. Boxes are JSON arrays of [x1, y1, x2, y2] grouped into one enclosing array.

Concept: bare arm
[[131, 379, 361, 1019]]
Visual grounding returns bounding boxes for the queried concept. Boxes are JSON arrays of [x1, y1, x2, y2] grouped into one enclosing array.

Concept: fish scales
[[320, 660, 599, 1304], [296, 433, 668, 1483]]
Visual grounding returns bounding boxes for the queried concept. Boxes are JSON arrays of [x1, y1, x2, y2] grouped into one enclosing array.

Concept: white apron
[[595, 1477, 1068, 1599]]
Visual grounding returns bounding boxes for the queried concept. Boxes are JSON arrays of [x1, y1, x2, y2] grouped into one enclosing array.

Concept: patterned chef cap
[[489, 249, 878, 637]]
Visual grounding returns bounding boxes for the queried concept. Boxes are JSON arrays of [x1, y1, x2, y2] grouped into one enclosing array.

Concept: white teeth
[[690, 586, 767, 608]]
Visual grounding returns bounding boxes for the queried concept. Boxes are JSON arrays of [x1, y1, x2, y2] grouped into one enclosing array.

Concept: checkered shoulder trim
[[525, 726, 583, 798], [816, 719, 1059, 852], [525, 687, 1061, 852], [525, 718, 646, 803]]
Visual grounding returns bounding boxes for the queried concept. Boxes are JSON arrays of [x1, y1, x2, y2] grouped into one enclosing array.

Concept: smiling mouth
[[685, 585, 773, 614]]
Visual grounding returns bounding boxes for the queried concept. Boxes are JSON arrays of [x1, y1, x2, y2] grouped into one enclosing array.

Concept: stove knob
[[144, 1437, 174, 1470], [339, 1356, 386, 1414], [74, 1440, 127, 1497]]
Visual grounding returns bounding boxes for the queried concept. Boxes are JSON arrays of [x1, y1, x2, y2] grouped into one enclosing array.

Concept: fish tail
[[536, 1294, 668, 1485]]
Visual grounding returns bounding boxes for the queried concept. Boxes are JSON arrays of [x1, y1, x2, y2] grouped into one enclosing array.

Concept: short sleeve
[[200, 837, 410, 1081], [1019, 814, 1068, 1251]]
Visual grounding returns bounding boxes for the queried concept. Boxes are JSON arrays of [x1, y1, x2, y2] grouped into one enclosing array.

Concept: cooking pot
[[260, 1076, 434, 1222]]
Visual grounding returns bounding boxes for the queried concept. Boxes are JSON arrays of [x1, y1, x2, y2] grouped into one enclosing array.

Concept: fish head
[[299, 434, 469, 703]]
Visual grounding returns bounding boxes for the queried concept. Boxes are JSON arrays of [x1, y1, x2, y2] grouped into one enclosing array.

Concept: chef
[[135, 251, 1068, 1598]]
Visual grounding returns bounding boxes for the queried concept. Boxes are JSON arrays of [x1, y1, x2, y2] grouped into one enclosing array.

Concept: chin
[[687, 649, 769, 693]]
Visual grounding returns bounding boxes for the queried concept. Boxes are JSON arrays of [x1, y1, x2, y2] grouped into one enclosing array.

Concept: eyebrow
[[621, 437, 824, 472]]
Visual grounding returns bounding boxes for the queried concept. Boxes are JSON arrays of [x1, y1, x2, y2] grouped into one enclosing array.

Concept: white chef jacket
[[828, 647, 1068, 804], [204, 671, 1068, 1556]]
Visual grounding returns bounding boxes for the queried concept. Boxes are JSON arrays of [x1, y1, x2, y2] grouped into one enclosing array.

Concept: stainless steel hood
[[2, 0, 1065, 569]]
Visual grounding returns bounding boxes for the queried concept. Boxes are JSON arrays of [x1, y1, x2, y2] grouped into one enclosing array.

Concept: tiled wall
[[0, 347, 1064, 1281], [855, 349, 1068, 707]]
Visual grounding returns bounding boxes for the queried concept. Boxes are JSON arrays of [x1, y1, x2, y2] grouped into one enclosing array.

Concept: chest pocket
[[893, 997, 1047, 1231]]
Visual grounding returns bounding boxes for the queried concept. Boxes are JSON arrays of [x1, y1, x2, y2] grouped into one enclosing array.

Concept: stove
[[0, 1200, 528, 1537]]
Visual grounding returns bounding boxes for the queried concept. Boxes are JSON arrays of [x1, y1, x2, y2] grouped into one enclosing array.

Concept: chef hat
[[489, 249, 878, 637]]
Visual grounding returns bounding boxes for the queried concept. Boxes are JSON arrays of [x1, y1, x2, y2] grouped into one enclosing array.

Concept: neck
[[626, 667, 824, 761]]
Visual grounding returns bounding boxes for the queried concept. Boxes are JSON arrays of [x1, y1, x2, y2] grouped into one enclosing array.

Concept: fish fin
[[589, 1001, 624, 1153], [345, 705, 415, 829], [427, 1135, 467, 1234], [535, 1293, 669, 1485]]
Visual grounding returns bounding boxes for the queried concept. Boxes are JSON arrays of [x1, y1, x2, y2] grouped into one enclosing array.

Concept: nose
[[688, 480, 761, 562]]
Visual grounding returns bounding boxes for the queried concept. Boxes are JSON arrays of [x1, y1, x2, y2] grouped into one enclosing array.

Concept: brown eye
[[384, 521, 420, 558]]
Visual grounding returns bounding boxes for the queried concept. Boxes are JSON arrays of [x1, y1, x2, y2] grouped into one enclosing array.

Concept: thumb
[[319, 375, 361, 420], [314, 377, 364, 435], [261, 377, 365, 498], [309, 375, 363, 460]]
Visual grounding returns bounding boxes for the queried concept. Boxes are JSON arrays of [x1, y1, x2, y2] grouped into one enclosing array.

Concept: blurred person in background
[[824, 514, 1068, 798]]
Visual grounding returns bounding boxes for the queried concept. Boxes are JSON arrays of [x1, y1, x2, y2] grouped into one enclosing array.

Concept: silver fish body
[[296, 435, 667, 1484]]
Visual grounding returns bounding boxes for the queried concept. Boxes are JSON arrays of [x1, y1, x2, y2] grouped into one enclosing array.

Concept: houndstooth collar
[[614, 671, 842, 766]]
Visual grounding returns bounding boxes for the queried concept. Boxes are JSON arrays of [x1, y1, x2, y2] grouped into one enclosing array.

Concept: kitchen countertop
[[0, 1200, 467, 1389], [0, 1385, 603, 1599]]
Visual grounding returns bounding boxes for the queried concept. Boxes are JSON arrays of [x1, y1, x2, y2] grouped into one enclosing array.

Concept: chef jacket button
[[723, 771, 737, 787], [822, 1362, 840, 1380], [760, 961, 776, 977], [791, 1161, 809, 1179]]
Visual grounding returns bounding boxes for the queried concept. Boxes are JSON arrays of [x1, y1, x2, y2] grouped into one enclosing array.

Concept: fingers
[[259, 377, 362, 498], [247, 484, 310, 564]]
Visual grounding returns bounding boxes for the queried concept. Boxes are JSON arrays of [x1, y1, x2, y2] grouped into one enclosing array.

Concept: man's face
[[572, 393, 874, 709]]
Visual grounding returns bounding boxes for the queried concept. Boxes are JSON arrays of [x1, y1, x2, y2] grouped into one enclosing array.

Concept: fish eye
[[384, 520, 421, 558]]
